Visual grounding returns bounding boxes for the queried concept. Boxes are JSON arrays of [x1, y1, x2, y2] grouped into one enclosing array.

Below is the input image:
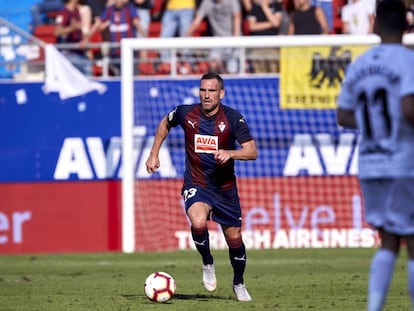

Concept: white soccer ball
[[144, 271, 176, 303]]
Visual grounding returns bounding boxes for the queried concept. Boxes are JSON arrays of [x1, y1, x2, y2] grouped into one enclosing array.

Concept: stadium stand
[[0, 0, 38, 32], [0, 0, 347, 79]]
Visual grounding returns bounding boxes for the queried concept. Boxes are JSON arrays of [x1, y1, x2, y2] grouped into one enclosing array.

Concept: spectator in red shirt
[[55, 0, 93, 75]]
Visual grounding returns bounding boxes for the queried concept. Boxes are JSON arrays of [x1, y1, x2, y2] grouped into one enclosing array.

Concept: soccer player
[[337, 1, 414, 310], [145, 73, 258, 301]]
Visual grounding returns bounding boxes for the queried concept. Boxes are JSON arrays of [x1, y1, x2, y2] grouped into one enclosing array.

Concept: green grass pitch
[[0, 248, 410, 310]]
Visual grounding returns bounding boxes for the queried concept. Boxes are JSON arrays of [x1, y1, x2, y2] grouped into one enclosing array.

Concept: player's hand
[[145, 155, 160, 174], [214, 149, 233, 165]]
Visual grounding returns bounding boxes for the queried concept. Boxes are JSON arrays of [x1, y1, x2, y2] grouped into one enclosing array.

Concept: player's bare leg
[[367, 229, 400, 311], [187, 202, 217, 291]]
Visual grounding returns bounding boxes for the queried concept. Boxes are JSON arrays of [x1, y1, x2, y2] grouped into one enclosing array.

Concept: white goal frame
[[120, 34, 414, 253]]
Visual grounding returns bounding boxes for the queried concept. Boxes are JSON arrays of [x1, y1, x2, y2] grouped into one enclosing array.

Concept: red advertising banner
[[134, 176, 379, 252], [0, 176, 378, 254], [0, 181, 121, 254]]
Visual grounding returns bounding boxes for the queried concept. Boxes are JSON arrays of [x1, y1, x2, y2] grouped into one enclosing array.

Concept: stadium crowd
[[3, 0, 414, 76]]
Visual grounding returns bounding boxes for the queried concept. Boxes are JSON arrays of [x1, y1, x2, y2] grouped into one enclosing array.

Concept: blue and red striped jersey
[[167, 103, 254, 190], [55, 7, 82, 44], [100, 3, 138, 56]]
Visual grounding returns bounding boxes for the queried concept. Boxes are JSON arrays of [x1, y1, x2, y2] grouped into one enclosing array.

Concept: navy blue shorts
[[182, 184, 242, 228]]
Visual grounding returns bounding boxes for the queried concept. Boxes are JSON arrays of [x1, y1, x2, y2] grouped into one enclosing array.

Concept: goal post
[[121, 34, 414, 253]]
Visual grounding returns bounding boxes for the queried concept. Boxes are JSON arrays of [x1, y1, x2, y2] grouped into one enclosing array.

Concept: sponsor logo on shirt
[[194, 134, 218, 153]]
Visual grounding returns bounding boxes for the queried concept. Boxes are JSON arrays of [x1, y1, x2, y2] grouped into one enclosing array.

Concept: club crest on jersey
[[218, 121, 226, 132], [194, 134, 218, 153]]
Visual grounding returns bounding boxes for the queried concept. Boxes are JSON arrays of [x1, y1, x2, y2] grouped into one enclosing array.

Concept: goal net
[[121, 34, 414, 253]]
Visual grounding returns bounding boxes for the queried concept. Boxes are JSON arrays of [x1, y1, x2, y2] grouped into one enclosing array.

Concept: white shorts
[[361, 178, 414, 235]]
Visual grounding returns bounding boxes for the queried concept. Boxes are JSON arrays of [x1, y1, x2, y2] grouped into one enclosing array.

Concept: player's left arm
[[145, 116, 171, 173], [231, 139, 258, 161], [336, 108, 357, 129]]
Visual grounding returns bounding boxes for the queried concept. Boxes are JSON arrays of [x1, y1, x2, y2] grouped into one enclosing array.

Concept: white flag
[[43, 44, 107, 100]]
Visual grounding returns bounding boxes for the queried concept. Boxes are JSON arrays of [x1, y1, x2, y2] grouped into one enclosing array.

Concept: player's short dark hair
[[201, 73, 224, 90], [375, 0, 407, 35]]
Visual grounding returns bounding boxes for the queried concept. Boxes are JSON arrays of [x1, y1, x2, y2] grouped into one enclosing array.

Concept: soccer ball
[[144, 271, 176, 303]]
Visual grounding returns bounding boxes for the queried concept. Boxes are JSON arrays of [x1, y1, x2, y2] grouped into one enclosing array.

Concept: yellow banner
[[280, 45, 369, 109]]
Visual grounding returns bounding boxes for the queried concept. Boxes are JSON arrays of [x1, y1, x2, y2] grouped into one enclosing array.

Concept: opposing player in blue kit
[[337, 1, 414, 309], [145, 73, 257, 301]]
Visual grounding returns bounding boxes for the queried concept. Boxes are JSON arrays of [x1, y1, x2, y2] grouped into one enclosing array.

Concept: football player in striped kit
[[146, 72, 257, 301]]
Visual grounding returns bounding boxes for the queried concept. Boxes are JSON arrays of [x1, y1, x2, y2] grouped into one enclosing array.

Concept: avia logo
[[194, 134, 218, 153], [53, 126, 177, 180], [283, 133, 358, 176]]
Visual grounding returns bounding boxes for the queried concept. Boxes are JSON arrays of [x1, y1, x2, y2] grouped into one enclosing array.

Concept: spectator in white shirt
[[341, 0, 374, 35]]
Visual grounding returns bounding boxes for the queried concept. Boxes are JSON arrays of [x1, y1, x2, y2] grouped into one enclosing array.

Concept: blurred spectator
[[186, 0, 242, 73], [407, 0, 414, 32], [30, 0, 63, 32], [133, 0, 153, 64], [240, 0, 253, 19], [159, 0, 196, 63], [246, 0, 283, 73], [55, 0, 92, 75], [85, 0, 108, 18], [312, 0, 333, 33], [79, 0, 93, 35], [240, 0, 253, 13], [134, 0, 153, 37], [288, 0, 329, 34], [82, 0, 145, 75], [341, 0, 374, 35], [85, 0, 111, 41], [160, 0, 196, 38]]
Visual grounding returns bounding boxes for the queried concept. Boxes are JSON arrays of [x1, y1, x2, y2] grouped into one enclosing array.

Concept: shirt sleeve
[[231, 0, 241, 14], [128, 4, 139, 21], [341, 6, 350, 23], [337, 65, 355, 111], [100, 7, 110, 22], [166, 106, 180, 128], [196, 0, 209, 19], [232, 111, 254, 144], [56, 11, 69, 26]]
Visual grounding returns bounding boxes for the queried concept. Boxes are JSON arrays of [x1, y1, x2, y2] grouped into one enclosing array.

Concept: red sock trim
[[226, 236, 243, 248], [191, 226, 208, 236]]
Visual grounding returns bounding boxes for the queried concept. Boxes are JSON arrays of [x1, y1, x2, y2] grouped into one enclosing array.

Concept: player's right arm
[[401, 95, 414, 126], [145, 116, 171, 174], [400, 54, 414, 127]]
